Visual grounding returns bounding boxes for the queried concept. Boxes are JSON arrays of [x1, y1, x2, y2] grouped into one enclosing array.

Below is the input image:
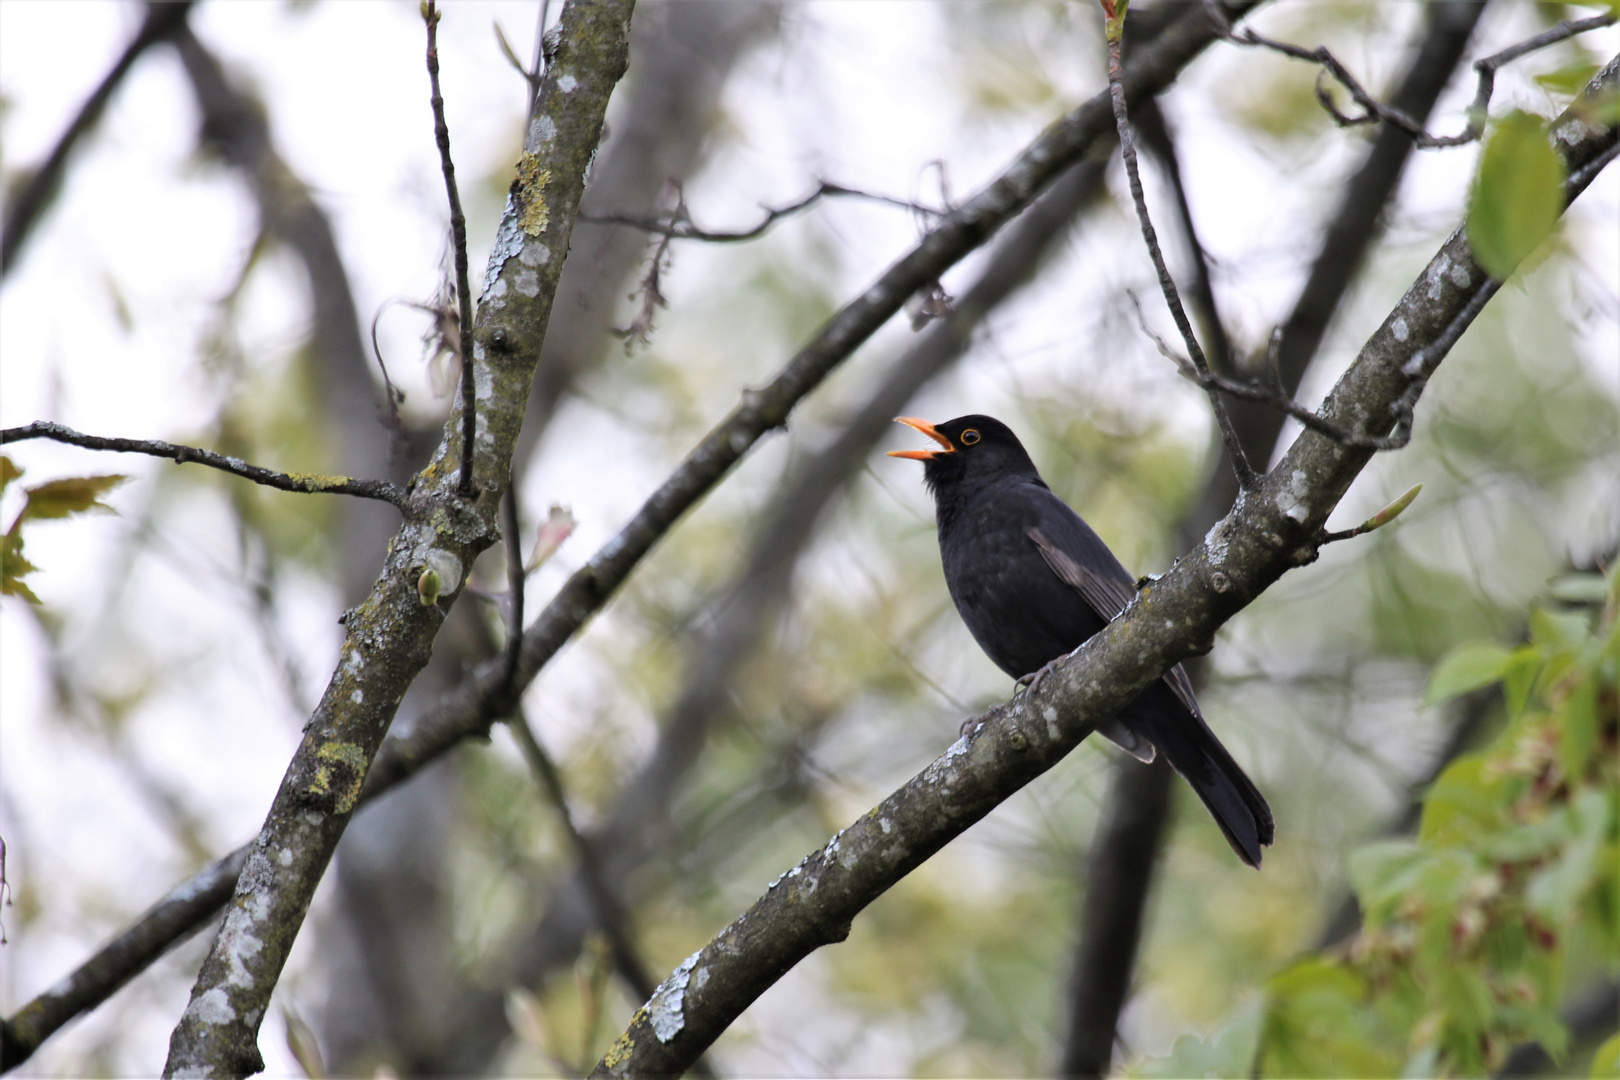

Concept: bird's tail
[[1129, 687, 1274, 868]]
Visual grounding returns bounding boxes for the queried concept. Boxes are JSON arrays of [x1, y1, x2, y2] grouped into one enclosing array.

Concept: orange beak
[[886, 416, 954, 460]]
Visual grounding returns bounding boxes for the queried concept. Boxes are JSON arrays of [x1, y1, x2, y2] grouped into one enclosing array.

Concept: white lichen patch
[[558, 72, 578, 93], [482, 194, 525, 302], [1204, 519, 1230, 566], [344, 649, 364, 674], [186, 986, 237, 1026], [1449, 262, 1471, 288], [1391, 317, 1409, 342], [1275, 469, 1310, 523], [278, 847, 293, 867], [649, 951, 704, 1043], [529, 114, 558, 147], [350, 690, 364, 704], [1426, 255, 1449, 300], [880, 817, 892, 834], [520, 239, 551, 267], [515, 268, 540, 297], [475, 362, 495, 401]]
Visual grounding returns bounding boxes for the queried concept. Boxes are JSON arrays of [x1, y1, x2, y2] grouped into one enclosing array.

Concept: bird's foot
[[1018, 657, 1062, 699], [959, 715, 983, 738]]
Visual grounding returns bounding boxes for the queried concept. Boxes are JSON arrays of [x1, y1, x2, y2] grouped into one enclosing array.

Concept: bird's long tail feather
[[1128, 691, 1274, 868]]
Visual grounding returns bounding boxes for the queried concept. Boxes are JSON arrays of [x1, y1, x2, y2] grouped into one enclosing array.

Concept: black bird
[[890, 414, 1274, 867]]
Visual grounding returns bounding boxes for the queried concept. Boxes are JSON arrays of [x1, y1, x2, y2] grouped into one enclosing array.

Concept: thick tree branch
[[586, 60, 1619, 1078], [0, 4, 1258, 1061], [158, 1, 636, 1074], [0, 422, 408, 508], [0, 1, 195, 279]]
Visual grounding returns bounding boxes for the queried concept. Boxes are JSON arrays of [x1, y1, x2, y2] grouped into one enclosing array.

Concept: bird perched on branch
[[889, 414, 1273, 867]]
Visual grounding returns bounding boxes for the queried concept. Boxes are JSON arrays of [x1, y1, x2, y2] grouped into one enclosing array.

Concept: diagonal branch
[[0, 422, 408, 508], [1, 4, 1254, 1065], [586, 56, 1619, 1079], [0, 1, 195, 279]]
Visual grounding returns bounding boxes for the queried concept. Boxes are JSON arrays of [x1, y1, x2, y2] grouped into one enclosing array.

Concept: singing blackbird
[[890, 414, 1274, 867]]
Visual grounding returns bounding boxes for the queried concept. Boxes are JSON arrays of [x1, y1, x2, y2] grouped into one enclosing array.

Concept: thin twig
[[367, 304, 411, 460], [505, 714, 656, 1002], [1213, 6, 1616, 149], [502, 485, 525, 689], [0, 422, 408, 508], [582, 180, 944, 243], [1103, 6, 1257, 488], [423, 1, 479, 498]]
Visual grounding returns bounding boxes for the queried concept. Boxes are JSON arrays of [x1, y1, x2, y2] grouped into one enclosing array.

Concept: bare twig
[[0, 2, 195, 279], [367, 305, 411, 460], [1213, 5, 1616, 149], [611, 184, 680, 346], [0, 421, 408, 508], [1103, 4, 1257, 488], [582, 179, 943, 243], [422, 1, 479, 498]]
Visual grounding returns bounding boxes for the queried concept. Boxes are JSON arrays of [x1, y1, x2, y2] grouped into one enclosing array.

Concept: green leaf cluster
[[1254, 570, 1620, 1076], [1, 455, 128, 604], [1466, 109, 1567, 282]]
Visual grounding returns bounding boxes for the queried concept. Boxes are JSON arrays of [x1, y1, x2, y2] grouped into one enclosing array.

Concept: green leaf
[[1502, 647, 1542, 717], [1548, 573, 1611, 605], [0, 456, 21, 499], [1560, 669, 1599, 778], [17, 474, 128, 524], [1466, 110, 1567, 281], [1534, 61, 1601, 98], [1422, 756, 1505, 844], [1527, 789, 1610, 921], [1, 531, 41, 604], [1592, 1031, 1620, 1079], [1424, 642, 1514, 705], [1530, 606, 1591, 655], [1347, 841, 1427, 916], [1132, 993, 1265, 1078]]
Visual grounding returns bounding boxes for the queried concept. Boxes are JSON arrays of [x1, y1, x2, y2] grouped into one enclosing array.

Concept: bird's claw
[[1018, 658, 1061, 699]]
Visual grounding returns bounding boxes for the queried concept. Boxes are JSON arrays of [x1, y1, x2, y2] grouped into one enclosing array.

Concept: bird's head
[[887, 415, 1041, 499]]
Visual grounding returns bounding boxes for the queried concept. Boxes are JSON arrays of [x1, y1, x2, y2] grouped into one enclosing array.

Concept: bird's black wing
[[1027, 525, 1203, 720]]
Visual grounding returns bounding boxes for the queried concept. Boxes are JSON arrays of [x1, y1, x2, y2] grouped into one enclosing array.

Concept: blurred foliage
[[1136, 570, 1620, 1076], [0, 454, 127, 603], [1468, 109, 1568, 282]]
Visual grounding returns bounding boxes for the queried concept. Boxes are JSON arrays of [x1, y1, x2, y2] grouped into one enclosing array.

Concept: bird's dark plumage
[[891, 414, 1274, 867]]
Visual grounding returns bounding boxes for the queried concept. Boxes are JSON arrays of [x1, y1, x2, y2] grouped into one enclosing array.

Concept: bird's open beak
[[886, 416, 954, 460]]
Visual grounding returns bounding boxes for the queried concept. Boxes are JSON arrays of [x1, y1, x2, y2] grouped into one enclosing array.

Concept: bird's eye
[[960, 429, 980, 445]]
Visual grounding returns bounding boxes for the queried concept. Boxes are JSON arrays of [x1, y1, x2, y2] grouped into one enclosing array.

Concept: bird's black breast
[[938, 479, 1131, 681]]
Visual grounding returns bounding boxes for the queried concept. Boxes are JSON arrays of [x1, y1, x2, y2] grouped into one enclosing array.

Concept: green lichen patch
[[308, 741, 368, 814], [515, 153, 552, 236]]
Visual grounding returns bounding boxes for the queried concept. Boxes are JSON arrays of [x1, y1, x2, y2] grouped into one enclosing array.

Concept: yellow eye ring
[[960, 429, 981, 445]]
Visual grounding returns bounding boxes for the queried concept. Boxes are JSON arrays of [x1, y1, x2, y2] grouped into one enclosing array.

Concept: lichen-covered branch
[[0, 422, 408, 508], [586, 58, 1620, 1079], [158, 1, 636, 1075]]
